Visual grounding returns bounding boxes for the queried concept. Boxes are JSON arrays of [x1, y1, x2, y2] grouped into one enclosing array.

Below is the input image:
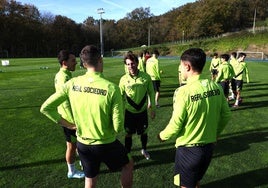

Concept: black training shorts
[[62, 127, 77, 143], [174, 144, 214, 187], [124, 109, 148, 135], [77, 139, 130, 178]]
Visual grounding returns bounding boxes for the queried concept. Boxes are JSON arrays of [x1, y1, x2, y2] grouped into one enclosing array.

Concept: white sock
[[67, 163, 75, 174], [235, 99, 239, 105]]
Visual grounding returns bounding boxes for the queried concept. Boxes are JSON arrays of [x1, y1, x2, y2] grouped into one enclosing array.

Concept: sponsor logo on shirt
[[190, 89, 220, 102], [72, 85, 107, 96]]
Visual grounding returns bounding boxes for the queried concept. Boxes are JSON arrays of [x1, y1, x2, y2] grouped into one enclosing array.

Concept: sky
[[17, 0, 196, 23]]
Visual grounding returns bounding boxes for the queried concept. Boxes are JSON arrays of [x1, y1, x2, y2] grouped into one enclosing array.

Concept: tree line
[[0, 0, 267, 58]]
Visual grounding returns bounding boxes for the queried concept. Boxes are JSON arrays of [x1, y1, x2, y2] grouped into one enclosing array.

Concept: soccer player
[[209, 52, 220, 80], [229, 52, 238, 100], [40, 45, 133, 188], [119, 53, 156, 160], [137, 51, 145, 72], [231, 52, 249, 107], [146, 49, 161, 107], [158, 48, 231, 188], [55, 50, 84, 179], [215, 54, 235, 100]]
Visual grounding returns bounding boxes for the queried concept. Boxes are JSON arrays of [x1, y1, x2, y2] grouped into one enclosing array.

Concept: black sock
[[141, 134, 148, 150], [125, 136, 132, 153]]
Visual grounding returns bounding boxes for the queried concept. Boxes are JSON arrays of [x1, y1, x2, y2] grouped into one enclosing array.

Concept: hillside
[[123, 30, 268, 59]]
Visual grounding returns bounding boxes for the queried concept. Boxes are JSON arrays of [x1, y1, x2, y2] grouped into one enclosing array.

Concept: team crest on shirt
[[201, 80, 208, 86]]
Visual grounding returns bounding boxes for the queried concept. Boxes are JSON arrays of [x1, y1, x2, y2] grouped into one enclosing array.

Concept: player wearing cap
[[119, 53, 156, 160], [158, 48, 231, 188], [41, 45, 133, 188]]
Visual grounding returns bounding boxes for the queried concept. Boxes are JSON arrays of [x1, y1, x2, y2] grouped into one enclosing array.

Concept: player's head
[[213, 52, 218, 58], [237, 52, 246, 62], [124, 53, 139, 76], [57, 50, 77, 71], [220, 54, 230, 62], [153, 49, 159, 57], [231, 52, 237, 59], [80, 45, 102, 70], [180, 48, 206, 74]]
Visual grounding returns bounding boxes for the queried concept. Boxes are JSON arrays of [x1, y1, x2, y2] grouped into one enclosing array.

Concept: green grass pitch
[[0, 57, 267, 187]]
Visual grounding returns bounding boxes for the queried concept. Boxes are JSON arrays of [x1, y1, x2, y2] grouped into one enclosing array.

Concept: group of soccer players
[[209, 52, 250, 107], [41, 46, 233, 188]]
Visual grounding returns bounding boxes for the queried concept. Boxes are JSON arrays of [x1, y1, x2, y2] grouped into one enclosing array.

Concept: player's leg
[[121, 159, 134, 188], [137, 110, 150, 160], [63, 128, 84, 178], [85, 177, 97, 188], [103, 140, 133, 188], [125, 134, 133, 153], [77, 142, 101, 188], [124, 110, 136, 153]]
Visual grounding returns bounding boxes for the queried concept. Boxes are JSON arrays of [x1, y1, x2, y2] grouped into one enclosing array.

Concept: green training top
[[119, 71, 156, 113], [146, 55, 161, 81], [54, 68, 74, 123], [138, 57, 145, 72], [209, 57, 220, 71], [232, 61, 250, 82], [215, 62, 235, 83], [41, 71, 124, 145], [159, 75, 231, 147]]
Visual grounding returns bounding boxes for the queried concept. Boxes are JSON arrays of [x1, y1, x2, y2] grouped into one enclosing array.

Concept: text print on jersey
[[72, 85, 107, 96], [190, 89, 220, 102]]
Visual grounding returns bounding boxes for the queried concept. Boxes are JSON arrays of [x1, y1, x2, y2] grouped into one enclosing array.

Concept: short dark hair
[[231, 52, 237, 58], [220, 54, 230, 62], [124, 53, 138, 65], [181, 48, 206, 73], [153, 49, 159, 56], [237, 52, 247, 58], [213, 52, 218, 57], [80, 45, 101, 67], [57, 50, 73, 65]]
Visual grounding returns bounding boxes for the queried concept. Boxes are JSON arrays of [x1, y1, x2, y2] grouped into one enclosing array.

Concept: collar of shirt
[[186, 74, 201, 84], [60, 67, 72, 77]]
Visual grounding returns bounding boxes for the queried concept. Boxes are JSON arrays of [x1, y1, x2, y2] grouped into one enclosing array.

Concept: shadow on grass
[[0, 158, 65, 171], [231, 100, 268, 111], [203, 167, 268, 188], [214, 128, 268, 158]]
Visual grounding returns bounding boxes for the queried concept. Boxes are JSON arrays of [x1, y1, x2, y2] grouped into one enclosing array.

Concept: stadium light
[[97, 8, 105, 57]]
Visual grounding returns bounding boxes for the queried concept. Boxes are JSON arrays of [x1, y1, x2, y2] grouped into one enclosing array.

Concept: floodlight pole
[[97, 8, 105, 57], [252, 8, 256, 34]]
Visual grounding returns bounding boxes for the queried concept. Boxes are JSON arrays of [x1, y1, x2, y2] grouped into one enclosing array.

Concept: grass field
[[0, 57, 268, 188]]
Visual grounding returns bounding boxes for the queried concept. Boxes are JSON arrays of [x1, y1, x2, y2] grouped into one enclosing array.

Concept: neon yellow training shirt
[[41, 71, 124, 145], [233, 61, 250, 82], [54, 68, 74, 123], [146, 55, 161, 81], [209, 57, 220, 71], [215, 61, 235, 83], [159, 75, 231, 147], [119, 71, 156, 113]]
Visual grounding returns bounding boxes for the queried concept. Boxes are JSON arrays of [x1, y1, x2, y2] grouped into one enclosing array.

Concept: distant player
[[209, 53, 220, 80], [146, 49, 161, 107], [231, 52, 249, 107], [215, 54, 235, 100]]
